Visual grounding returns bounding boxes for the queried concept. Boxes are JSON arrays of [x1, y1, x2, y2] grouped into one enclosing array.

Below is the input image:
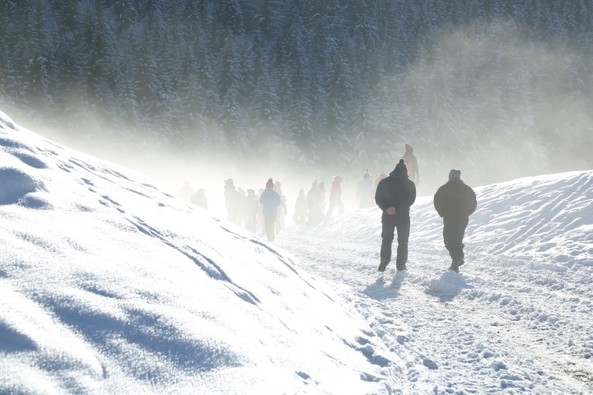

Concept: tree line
[[1, 0, 592, 184]]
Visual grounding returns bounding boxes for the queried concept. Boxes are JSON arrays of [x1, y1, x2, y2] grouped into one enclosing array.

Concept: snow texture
[[0, 112, 592, 394]]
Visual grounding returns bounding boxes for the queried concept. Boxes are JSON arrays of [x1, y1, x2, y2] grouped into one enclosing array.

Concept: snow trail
[[278, 179, 593, 394]]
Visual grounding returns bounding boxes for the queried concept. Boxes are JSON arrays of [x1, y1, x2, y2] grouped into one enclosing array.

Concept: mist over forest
[[1, 0, 592, 198]]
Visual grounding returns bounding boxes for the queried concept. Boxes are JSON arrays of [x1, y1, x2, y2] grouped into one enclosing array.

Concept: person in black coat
[[433, 169, 477, 272], [375, 159, 417, 272]]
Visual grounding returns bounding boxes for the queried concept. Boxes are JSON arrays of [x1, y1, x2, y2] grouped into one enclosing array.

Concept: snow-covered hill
[[1, 109, 593, 394], [0, 112, 400, 394]]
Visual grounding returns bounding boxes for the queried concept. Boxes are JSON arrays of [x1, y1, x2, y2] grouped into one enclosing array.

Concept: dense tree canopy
[[1, 0, 592, 185]]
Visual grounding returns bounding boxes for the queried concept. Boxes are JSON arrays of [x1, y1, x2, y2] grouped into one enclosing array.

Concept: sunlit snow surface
[[1, 110, 592, 394], [0, 112, 400, 394]]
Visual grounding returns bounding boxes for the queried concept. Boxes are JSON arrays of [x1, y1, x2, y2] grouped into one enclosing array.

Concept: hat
[[394, 159, 408, 176], [266, 178, 274, 188], [449, 169, 461, 181]]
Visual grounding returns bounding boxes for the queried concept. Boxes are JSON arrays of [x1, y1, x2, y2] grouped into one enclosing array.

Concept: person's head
[[266, 178, 274, 189], [393, 159, 408, 177], [449, 169, 461, 181]]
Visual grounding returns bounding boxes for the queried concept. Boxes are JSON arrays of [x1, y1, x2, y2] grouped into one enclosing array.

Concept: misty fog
[[2, 2, 593, 221]]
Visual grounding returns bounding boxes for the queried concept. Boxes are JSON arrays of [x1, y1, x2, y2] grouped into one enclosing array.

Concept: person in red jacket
[[433, 169, 477, 272], [375, 159, 417, 272], [402, 144, 420, 184], [326, 175, 344, 217]]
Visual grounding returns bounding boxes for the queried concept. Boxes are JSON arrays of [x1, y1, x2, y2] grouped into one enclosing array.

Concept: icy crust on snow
[[469, 171, 593, 265], [0, 114, 403, 394]]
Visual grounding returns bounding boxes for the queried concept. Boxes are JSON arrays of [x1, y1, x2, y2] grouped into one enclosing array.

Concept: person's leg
[[265, 216, 276, 241], [443, 217, 468, 266], [395, 215, 410, 270], [380, 221, 395, 270]]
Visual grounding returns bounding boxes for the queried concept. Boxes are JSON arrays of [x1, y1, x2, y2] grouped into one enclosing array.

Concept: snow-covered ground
[[279, 171, 593, 394], [0, 111, 592, 394]]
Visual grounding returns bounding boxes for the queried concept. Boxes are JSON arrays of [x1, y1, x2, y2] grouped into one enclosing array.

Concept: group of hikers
[[180, 143, 477, 272], [223, 177, 288, 242]]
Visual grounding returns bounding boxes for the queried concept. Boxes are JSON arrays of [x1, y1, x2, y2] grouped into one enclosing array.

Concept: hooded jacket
[[375, 165, 416, 220]]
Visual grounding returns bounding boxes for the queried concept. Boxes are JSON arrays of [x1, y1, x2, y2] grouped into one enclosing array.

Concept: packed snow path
[[278, 186, 593, 394]]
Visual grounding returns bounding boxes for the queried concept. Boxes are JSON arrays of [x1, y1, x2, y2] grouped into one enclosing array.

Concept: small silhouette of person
[[178, 180, 194, 201], [357, 169, 375, 208], [327, 176, 344, 217], [293, 188, 307, 225], [224, 178, 242, 224], [190, 188, 208, 209], [402, 144, 420, 184], [259, 178, 282, 241]]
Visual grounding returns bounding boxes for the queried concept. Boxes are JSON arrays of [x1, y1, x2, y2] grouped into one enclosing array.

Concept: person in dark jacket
[[375, 159, 417, 272], [259, 178, 282, 241], [433, 169, 477, 272]]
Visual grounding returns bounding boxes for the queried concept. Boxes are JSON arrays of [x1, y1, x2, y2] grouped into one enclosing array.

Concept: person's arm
[[433, 188, 444, 217], [375, 183, 386, 211]]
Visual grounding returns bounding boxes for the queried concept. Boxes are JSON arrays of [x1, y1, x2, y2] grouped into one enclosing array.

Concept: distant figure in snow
[[375, 170, 387, 187], [244, 189, 259, 233], [402, 144, 420, 184], [433, 169, 477, 273], [190, 188, 208, 209], [318, 181, 327, 216], [224, 178, 242, 224], [259, 178, 282, 241], [178, 180, 194, 202], [293, 188, 307, 225], [357, 169, 375, 208], [306, 180, 323, 224], [326, 175, 344, 217], [274, 180, 288, 233], [375, 159, 416, 272]]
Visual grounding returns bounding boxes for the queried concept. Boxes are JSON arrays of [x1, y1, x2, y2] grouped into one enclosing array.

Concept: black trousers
[[442, 216, 469, 261], [380, 214, 410, 269]]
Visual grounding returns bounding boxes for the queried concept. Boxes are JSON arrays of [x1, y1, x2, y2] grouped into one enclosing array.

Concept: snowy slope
[[0, 112, 402, 395], [279, 170, 593, 394], [2, 108, 593, 394]]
